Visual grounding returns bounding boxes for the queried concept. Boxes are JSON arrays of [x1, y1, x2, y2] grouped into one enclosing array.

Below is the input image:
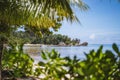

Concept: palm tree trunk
[[0, 43, 3, 80]]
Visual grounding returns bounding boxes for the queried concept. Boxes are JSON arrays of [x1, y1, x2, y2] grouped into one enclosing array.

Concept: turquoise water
[[24, 44, 120, 62]]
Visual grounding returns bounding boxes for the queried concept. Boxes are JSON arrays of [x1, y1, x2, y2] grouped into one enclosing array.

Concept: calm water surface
[[23, 44, 120, 62]]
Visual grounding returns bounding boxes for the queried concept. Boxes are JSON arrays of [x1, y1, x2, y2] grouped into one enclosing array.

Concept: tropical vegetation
[[32, 34, 80, 46], [2, 43, 120, 80], [0, 0, 120, 80], [0, 0, 88, 79], [12, 30, 81, 46]]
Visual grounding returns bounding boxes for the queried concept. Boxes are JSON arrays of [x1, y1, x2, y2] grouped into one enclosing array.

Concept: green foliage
[[112, 43, 120, 57], [34, 49, 68, 79], [2, 42, 34, 78], [12, 30, 35, 44], [0, 1, 88, 78], [0, 0, 88, 38], [34, 43, 120, 80], [32, 34, 80, 46], [2, 42, 120, 80]]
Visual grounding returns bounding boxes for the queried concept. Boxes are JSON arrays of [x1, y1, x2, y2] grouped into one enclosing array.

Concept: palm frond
[[0, 0, 89, 34]]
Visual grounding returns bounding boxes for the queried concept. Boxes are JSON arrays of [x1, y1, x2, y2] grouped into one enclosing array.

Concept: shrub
[[35, 43, 120, 80], [2, 43, 120, 80], [2, 43, 34, 78]]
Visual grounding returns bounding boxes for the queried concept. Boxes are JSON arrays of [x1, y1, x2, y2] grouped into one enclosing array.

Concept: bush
[[35, 43, 120, 80], [2, 43, 120, 80], [2, 43, 34, 78]]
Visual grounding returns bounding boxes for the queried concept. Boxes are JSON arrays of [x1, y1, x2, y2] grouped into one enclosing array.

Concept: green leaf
[[105, 50, 116, 63], [112, 43, 120, 56], [96, 45, 103, 57], [41, 51, 47, 60], [49, 49, 60, 59], [77, 68, 84, 76], [38, 61, 45, 66]]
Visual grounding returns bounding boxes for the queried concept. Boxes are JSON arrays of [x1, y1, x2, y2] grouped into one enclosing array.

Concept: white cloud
[[75, 0, 79, 3], [89, 34, 95, 40]]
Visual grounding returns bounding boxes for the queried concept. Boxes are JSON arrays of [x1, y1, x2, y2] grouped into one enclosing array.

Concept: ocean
[[23, 44, 120, 62]]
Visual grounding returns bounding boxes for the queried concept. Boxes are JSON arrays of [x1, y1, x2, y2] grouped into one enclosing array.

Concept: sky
[[55, 0, 120, 44]]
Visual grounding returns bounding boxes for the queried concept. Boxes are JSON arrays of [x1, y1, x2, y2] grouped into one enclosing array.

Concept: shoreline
[[24, 43, 88, 47]]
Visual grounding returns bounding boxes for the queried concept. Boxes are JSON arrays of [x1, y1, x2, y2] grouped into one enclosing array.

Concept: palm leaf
[[0, 0, 88, 34]]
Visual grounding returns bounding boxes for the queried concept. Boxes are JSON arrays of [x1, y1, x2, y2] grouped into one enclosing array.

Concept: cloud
[[89, 34, 95, 40]]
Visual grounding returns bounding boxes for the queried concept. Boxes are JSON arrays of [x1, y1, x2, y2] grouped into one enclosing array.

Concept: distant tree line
[[12, 30, 80, 46], [32, 34, 80, 45]]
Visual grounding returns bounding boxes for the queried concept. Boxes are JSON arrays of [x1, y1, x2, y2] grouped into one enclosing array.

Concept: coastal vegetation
[[0, 0, 120, 80], [0, 0, 88, 79], [31, 34, 81, 46], [2, 43, 120, 80], [33, 34, 89, 46], [12, 30, 87, 46]]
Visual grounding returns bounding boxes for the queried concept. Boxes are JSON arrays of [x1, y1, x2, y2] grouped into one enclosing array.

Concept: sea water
[[23, 44, 120, 62]]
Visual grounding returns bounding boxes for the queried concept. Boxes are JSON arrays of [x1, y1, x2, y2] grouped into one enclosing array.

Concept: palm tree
[[0, 0, 88, 79]]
